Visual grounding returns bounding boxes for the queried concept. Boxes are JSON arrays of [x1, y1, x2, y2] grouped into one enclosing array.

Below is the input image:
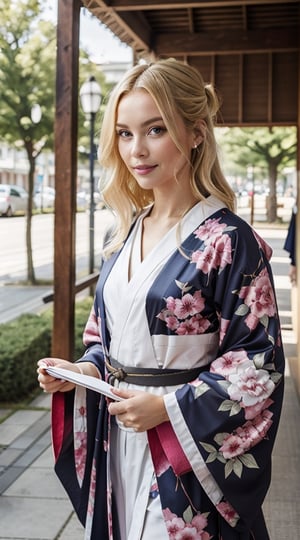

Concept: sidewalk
[[0, 222, 299, 539]]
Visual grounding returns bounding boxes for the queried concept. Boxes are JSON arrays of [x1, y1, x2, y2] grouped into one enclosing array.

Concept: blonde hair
[[99, 58, 235, 257]]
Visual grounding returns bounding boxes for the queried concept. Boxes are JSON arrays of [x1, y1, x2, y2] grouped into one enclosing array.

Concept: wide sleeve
[[151, 216, 285, 532], [51, 279, 110, 530]]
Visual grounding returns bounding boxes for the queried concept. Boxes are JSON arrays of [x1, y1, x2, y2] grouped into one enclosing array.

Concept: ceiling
[[81, 0, 300, 126], [81, 0, 299, 57]]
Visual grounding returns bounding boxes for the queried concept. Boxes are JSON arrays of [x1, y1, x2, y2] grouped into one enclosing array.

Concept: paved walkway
[[0, 223, 299, 539]]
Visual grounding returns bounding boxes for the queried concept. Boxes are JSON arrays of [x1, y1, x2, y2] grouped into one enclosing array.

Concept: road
[[0, 209, 115, 282]]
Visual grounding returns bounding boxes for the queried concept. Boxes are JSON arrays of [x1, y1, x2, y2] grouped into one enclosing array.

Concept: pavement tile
[[0, 410, 46, 447], [4, 467, 67, 499], [263, 499, 300, 540], [58, 513, 84, 540], [30, 445, 53, 468], [0, 448, 23, 468], [0, 409, 12, 423], [0, 496, 74, 539], [30, 393, 51, 409]]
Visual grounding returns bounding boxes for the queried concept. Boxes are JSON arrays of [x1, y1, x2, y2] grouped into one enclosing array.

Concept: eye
[[148, 126, 166, 136], [117, 129, 132, 138]]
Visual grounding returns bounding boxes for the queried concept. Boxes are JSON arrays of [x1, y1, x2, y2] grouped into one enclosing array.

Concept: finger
[[37, 358, 54, 368], [110, 387, 137, 399]]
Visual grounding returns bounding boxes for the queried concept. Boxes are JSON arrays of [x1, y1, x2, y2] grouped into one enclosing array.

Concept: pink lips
[[133, 165, 157, 175]]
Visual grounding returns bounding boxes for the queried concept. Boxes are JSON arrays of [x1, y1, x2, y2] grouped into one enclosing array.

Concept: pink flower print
[[194, 218, 227, 241], [235, 422, 258, 443], [228, 361, 275, 407], [163, 508, 211, 540], [216, 501, 239, 527], [243, 396, 274, 420], [176, 315, 210, 335], [239, 268, 276, 329], [74, 431, 87, 483], [83, 307, 102, 345], [163, 508, 186, 535], [219, 432, 251, 459], [191, 244, 216, 273], [213, 233, 232, 269], [173, 291, 205, 319], [165, 315, 180, 331], [191, 234, 232, 274], [86, 458, 97, 518], [191, 514, 208, 532], [231, 410, 273, 451], [252, 409, 273, 438], [166, 296, 177, 311], [157, 288, 208, 335], [244, 312, 260, 331], [219, 318, 230, 343], [174, 526, 199, 539], [211, 350, 249, 377], [252, 230, 273, 260]]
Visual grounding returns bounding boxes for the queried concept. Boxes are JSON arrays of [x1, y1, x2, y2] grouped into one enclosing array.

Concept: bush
[[0, 297, 93, 403], [0, 313, 51, 402]]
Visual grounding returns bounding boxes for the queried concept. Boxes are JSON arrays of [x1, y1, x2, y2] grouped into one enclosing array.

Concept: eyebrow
[[116, 116, 164, 128]]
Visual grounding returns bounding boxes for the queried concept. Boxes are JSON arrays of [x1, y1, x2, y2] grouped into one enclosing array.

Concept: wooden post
[[52, 0, 80, 359]]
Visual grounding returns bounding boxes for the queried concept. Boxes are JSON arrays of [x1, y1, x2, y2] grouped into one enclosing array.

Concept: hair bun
[[204, 84, 220, 117]]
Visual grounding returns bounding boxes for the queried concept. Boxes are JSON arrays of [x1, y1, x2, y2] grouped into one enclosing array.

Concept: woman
[[38, 58, 284, 540]]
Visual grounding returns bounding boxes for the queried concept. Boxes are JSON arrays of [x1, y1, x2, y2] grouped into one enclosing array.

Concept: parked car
[[77, 189, 105, 210], [34, 186, 55, 209], [0, 184, 29, 217], [34, 186, 90, 212]]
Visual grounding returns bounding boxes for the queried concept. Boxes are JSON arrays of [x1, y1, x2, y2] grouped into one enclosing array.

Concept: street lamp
[[79, 76, 102, 276]]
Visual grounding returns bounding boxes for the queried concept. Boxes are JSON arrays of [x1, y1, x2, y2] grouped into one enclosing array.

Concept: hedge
[[0, 297, 93, 403]]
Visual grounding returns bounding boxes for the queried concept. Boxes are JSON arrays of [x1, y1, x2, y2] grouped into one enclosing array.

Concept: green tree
[[0, 0, 56, 283], [218, 127, 297, 222]]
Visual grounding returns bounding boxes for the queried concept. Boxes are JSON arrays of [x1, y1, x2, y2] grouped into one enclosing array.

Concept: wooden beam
[[155, 28, 299, 56], [93, 0, 300, 10], [52, 0, 80, 359]]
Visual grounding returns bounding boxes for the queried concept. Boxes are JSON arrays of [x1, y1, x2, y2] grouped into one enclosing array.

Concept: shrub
[[0, 297, 93, 403], [0, 313, 51, 402]]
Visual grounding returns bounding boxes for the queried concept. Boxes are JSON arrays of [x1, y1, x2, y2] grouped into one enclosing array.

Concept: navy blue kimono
[[51, 198, 284, 539]]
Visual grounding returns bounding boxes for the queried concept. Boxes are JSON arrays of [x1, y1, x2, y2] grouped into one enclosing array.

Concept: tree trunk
[[26, 150, 36, 284], [266, 161, 278, 222]]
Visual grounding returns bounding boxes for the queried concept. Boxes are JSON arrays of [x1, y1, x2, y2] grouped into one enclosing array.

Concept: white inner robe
[[103, 197, 223, 539]]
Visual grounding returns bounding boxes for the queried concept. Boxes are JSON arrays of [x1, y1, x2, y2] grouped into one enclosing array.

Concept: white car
[[34, 186, 55, 209], [0, 184, 29, 217], [34, 186, 89, 211]]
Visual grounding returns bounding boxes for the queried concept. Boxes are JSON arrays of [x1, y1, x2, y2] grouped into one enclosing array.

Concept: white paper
[[45, 365, 123, 401]]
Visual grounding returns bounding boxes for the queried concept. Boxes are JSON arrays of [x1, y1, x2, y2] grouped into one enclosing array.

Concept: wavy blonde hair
[[99, 58, 235, 257]]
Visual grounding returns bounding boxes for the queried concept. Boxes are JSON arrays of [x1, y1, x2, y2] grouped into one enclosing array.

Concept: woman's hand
[[37, 358, 81, 393], [108, 387, 169, 432]]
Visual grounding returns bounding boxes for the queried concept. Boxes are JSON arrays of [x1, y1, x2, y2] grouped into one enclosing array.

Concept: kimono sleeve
[[77, 297, 106, 378], [161, 218, 285, 531], [51, 289, 109, 530]]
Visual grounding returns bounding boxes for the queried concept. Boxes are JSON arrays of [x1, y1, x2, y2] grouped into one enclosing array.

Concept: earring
[[193, 143, 198, 148]]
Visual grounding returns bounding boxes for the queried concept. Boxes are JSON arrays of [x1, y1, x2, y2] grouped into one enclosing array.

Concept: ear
[[193, 119, 207, 147]]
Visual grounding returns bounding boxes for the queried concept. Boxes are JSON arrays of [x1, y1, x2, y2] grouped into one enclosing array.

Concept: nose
[[131, 136, 148, 158]]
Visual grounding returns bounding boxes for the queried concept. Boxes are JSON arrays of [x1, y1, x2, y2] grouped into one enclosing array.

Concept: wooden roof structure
[[81, 0, 300, 126], [53, 0, 299, 383]]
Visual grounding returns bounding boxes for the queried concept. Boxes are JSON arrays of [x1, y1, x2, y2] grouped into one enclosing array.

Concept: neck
[[149, 196, 200, 221]]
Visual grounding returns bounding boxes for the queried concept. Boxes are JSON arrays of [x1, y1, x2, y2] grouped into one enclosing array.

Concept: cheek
[[117, 142, 128, 163]]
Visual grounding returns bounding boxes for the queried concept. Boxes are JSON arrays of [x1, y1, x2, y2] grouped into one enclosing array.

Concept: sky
[[44, 1, 133, 64]]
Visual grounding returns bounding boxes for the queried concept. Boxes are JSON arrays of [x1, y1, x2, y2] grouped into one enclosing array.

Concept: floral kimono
[[51, 196, 284, 540]]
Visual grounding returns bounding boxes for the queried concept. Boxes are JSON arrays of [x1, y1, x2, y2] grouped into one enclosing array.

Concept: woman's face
[[116, 89, 194, 193]]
